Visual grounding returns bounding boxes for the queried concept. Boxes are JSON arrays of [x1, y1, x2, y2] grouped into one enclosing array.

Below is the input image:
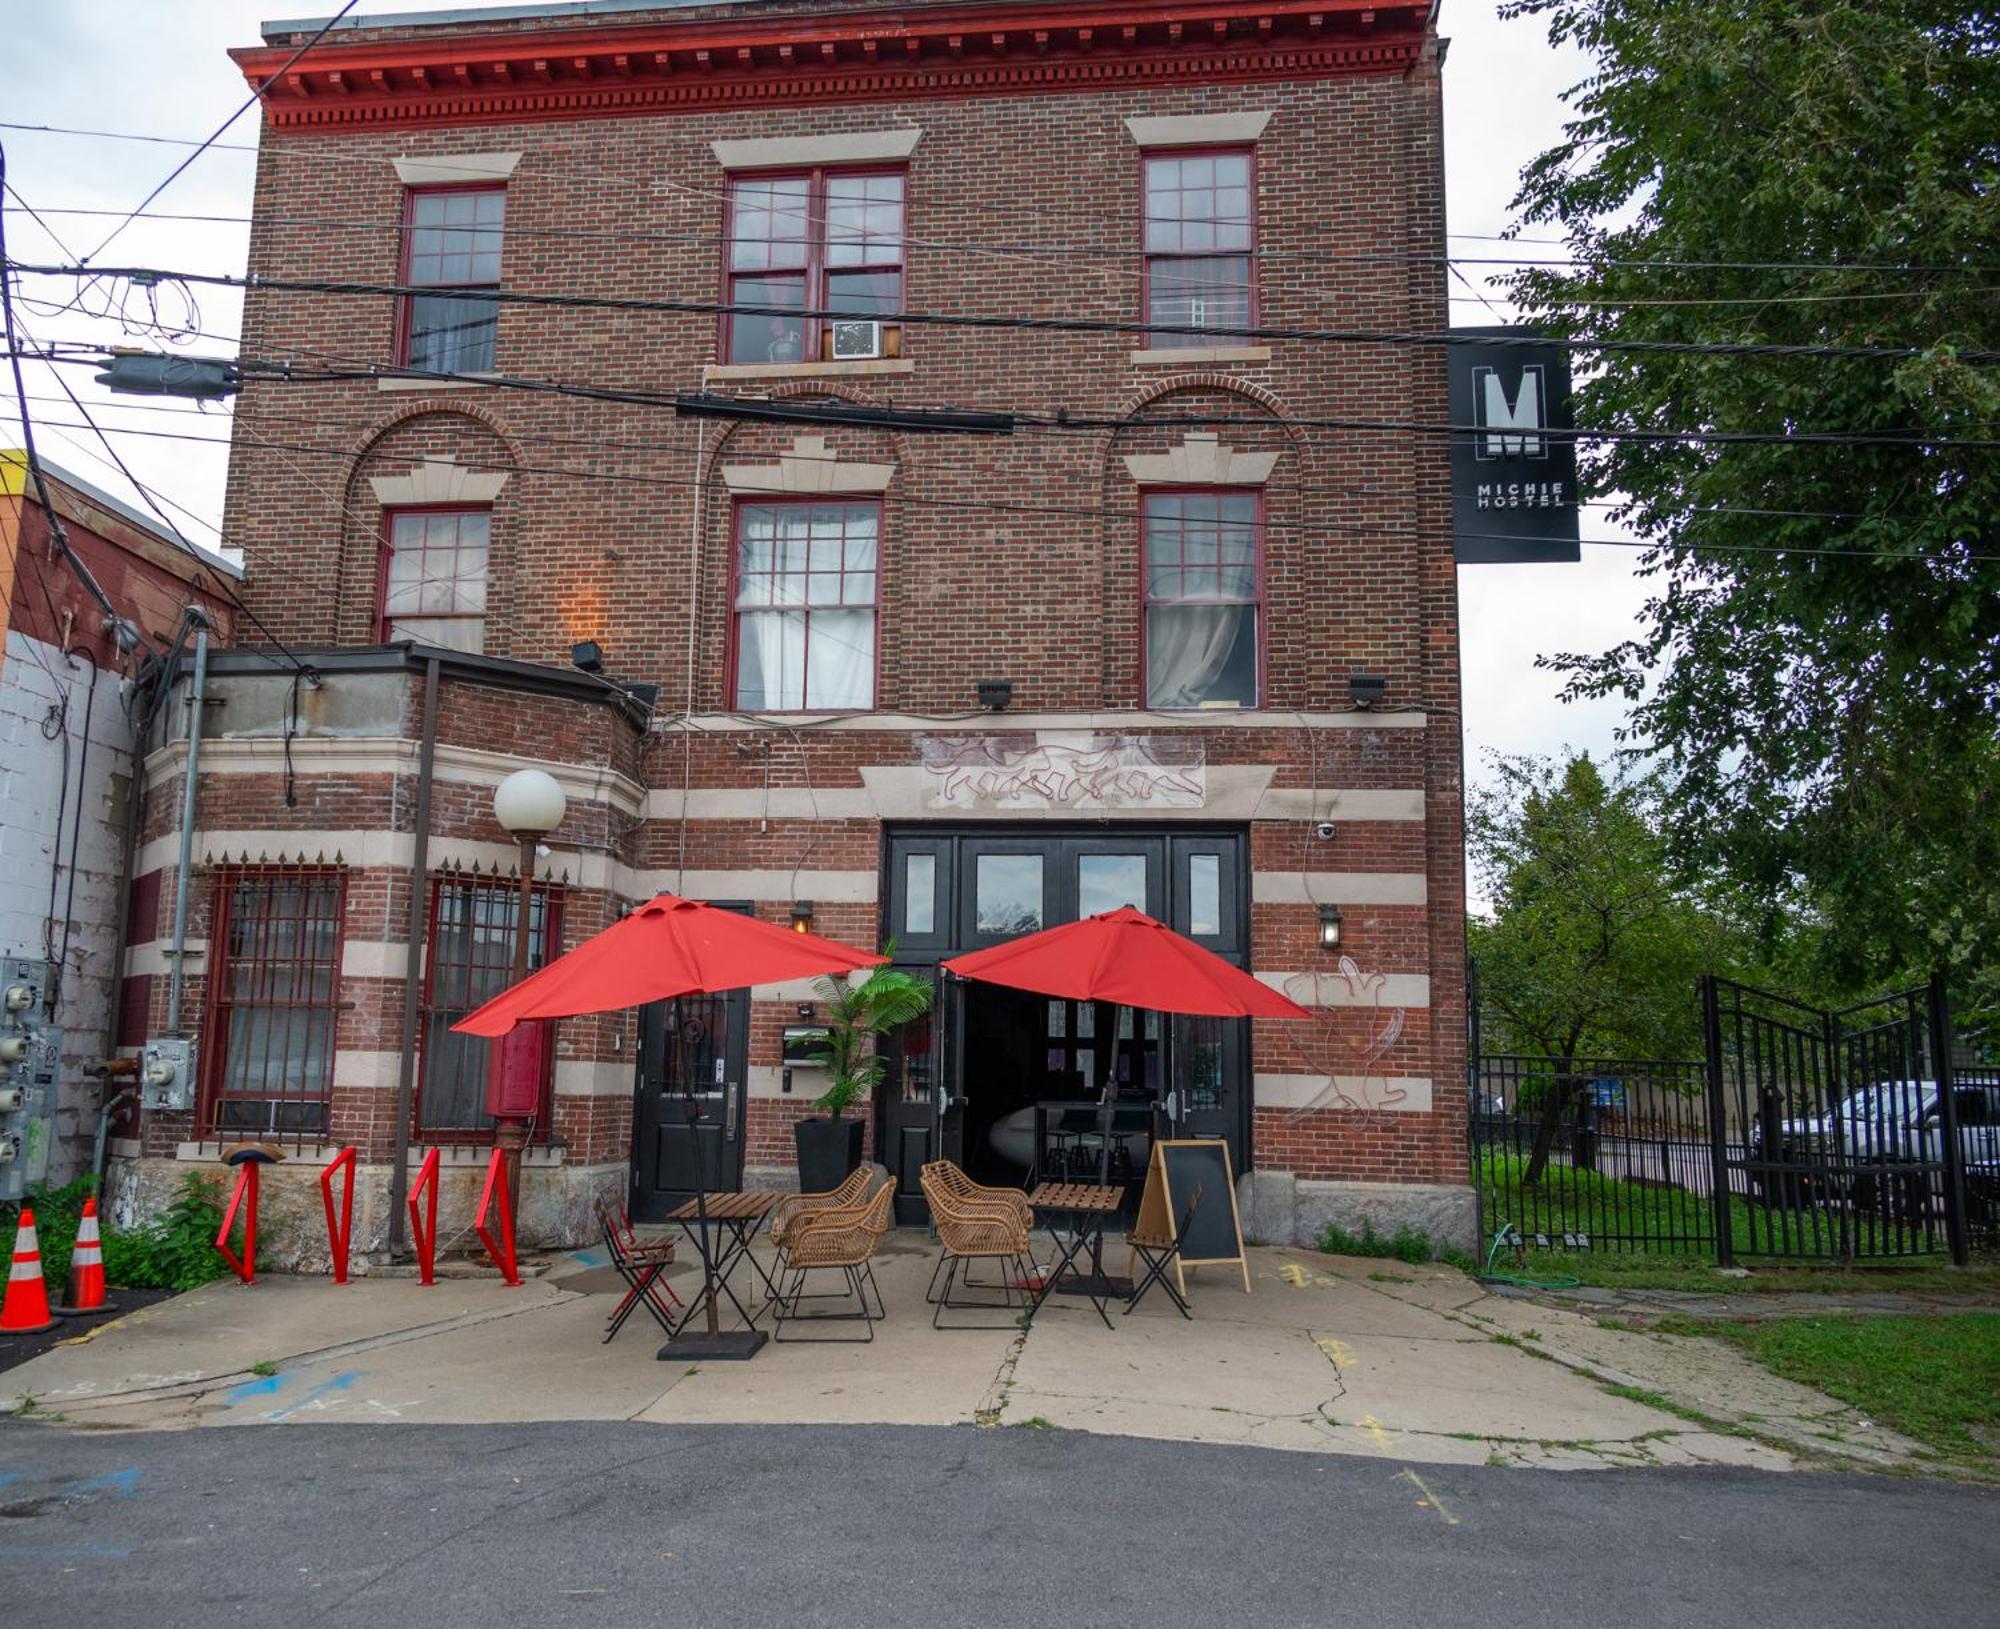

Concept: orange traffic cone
[[55, 1197, 116, 1318], [1, 1207, 59, 1337]]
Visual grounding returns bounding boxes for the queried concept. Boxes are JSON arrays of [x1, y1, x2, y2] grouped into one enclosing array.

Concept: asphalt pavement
[[0, 1420, 1993, 1626]]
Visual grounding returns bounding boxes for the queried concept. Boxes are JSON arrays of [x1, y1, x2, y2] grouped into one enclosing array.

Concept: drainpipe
[[386, 656, 441, 1256], [165, 618, 210, 1035]]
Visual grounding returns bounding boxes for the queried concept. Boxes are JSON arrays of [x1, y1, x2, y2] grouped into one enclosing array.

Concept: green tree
[[804, 959, 934, 1118], [1469, 751, 1727, 1062], [1502, 1, 2000, 1031]]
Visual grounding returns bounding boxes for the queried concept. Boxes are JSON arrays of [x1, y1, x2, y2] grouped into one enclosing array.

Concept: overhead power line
[[4, 118, 1996, 279], [14, 261, 1996, 366], [78, 1, 361, 264], [17, 413, 1994, 567]]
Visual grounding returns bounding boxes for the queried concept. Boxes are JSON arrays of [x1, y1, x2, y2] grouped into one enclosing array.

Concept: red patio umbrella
[[452, 892, 886, 1360], [453, 892, 886, 1036], [943, 906, 1308, 1187]]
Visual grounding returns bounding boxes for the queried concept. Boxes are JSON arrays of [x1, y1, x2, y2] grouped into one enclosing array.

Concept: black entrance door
[[878, 827, 1252, 1220], [630, 987, 751, 1222]]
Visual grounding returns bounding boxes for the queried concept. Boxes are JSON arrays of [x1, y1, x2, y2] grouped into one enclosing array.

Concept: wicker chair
[[768, 1165, 877, 1254], [923, 1159, 1033, 1230], [771, 1179, 895, 1342], [921, 1164, 1036, 1329]]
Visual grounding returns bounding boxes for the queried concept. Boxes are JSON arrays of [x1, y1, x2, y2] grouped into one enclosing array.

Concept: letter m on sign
[[1474, 365, 1545, 460]]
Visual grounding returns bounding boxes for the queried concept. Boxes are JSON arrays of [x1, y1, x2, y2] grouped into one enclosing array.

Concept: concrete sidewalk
[[0, 1235, 1926, 1472]]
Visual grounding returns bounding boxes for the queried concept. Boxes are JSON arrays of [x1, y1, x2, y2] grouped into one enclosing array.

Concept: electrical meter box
[[141, 1036, 198, 1113]]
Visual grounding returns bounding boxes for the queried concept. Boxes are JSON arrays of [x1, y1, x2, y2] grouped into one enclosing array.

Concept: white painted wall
[[0, 630, 136, 1184]]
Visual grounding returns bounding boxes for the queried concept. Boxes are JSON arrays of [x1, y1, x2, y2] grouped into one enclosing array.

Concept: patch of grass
[[3, 1172, 231, 1301], [249, 1359, 279, 1378], [1012, 1416, 1057, 1430], [1485, 1451, 1510, 1468], [1367, 1270, 1415, 1284], [1520, 1328, 1542, 1341], [1700, 1313, 2000, 1467]]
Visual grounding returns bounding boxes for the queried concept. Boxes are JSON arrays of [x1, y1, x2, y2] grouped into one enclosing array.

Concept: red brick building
[[112, 0, 1469, 1257]]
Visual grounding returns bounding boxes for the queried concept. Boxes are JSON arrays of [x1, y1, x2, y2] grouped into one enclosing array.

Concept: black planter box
[[794, 1115, 864, 1195]]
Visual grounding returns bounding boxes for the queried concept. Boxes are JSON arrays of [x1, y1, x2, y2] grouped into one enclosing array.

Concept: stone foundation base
[[103, 1153, 627, 1273], [1236, 1171, 1477, 1256]]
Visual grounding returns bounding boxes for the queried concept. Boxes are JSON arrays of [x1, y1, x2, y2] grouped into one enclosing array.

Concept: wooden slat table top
[[1028, 1183, 1125, 1215], [667, 1191, 778, 1223]]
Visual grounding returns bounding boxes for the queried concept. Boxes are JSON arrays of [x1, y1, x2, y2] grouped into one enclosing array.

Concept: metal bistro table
[[1026, 1182, 1126, 1330], [664, 1191, 783, 1335]]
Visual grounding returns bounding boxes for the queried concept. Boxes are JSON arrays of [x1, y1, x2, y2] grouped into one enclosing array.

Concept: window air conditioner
[[830, 319, 883, 360]]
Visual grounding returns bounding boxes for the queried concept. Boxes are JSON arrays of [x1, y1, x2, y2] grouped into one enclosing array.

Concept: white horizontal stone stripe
[[711, 128, 921, 169], [123, 938, 207, 977], [644, 788, 881, 821], [1259, 971, 1432, 1009], [1252, 872, 1428, 906], [666, 708, 1426, 734], [392, 151, 521, 185], [1125, 110, 1274, 146], [135, 830, 618, 893], [554, 1060, 633, 1098], [1254, 1073, 1434, 1113], [341, 940, 409, 980], [143, 737, 646, 817], [332, 1050, 400, 1091]]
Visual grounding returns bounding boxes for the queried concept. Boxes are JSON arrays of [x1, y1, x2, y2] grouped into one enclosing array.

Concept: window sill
[[1129, 345, 1273, 367], [703, 358, 917, 383], [375, 373, 498, 393]]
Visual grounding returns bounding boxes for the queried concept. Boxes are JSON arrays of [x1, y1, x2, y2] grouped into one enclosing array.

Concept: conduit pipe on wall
[[165, 616, 209, 1034], [387, 654, 442, 1257]]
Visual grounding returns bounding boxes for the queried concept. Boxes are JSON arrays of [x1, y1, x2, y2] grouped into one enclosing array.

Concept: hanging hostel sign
[[1448, 326, 1581, 563]]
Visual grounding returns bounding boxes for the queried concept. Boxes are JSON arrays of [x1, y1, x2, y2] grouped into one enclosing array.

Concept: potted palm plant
[[795, 958, 934, 1194]]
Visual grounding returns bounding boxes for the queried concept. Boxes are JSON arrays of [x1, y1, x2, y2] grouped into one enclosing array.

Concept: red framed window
[[732, 500, 878, 710], [1142, 490, 1261, 708], [201, 866, 346, 1142], [1142, 149, 1254, 348], [399, 184, 506, 372], [378, 507, 489, 653], [725, 168, 905, 364], [416, 877, 561, 1138]]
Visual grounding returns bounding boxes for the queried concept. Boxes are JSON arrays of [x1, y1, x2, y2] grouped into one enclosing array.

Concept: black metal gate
[[1701, 974, 1978, 1265]]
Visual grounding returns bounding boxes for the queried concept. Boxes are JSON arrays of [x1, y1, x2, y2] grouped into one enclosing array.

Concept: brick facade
[[106, 0, 1470, 1257]]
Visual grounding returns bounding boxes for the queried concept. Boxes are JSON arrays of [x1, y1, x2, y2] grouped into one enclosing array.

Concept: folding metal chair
[[1124, 1181, 1201, 1319], [595, 1197, 683, 1343]]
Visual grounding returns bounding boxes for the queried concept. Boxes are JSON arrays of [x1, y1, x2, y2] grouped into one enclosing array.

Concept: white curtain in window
[[805, 609, 873, 709], [1148, 604, 1247, 707], [738, 609, 806, 708]]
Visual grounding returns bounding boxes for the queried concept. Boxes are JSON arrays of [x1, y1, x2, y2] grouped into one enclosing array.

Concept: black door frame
[[627, 902, 754, 1222], [875, 826, 1254, 1216]]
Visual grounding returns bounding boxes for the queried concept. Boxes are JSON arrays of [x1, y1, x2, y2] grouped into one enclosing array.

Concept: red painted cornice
[[232, 1, 1433, 134]]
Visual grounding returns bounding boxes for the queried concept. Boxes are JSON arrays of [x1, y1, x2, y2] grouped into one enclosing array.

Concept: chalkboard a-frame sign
[[1134, 1138, 1251, 1296]]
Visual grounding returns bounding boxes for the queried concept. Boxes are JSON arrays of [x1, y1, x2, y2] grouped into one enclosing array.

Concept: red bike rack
[[474, 1147, 522, 1287], [407, 1148, 440, 1287], [319, 1147, 357, 1285], [214, 1160, 261, 1286]]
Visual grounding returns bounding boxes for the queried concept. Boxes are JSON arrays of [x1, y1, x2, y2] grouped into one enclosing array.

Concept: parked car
[[1748, 1079, 2000, 1219]]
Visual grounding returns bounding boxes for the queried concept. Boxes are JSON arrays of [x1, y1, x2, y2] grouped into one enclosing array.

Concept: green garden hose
[[1476, 1222, 1582, 1290]]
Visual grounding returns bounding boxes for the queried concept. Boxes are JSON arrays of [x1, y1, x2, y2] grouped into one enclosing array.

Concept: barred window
[[417, 878, 559, 1135], [204, 868, 346, 1142]]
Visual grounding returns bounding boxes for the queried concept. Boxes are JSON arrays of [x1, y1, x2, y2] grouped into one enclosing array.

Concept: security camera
[[1312, 821, 1337, 841]]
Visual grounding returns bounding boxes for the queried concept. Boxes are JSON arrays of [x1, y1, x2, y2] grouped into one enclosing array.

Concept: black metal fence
[[1469, 971, 1996, 1265], [1474, 1054, 1717, 1253]]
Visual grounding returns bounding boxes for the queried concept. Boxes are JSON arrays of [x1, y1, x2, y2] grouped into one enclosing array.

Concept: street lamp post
[[491, 769, 567, 1220]]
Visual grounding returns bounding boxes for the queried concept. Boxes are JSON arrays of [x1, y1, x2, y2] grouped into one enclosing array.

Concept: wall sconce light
[[1348, 672, 1387, 711], [795, 1001, 816, 1020], [571, 640, 605, 674], [976, 677, 1013, 711], [1317, 902, 1345, 950], [790, 900, 815, 935]]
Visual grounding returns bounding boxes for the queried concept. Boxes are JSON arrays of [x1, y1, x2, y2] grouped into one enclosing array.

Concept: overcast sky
[[0, 0, 1645, 778]]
